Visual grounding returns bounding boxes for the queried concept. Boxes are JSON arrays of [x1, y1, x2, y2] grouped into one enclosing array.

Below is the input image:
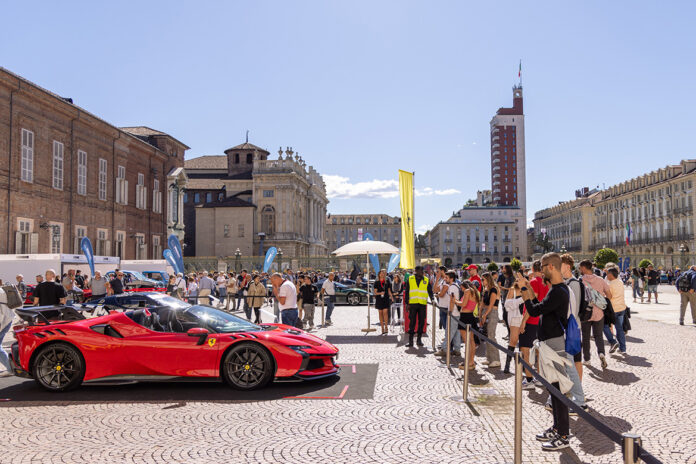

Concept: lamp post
[[679, 243, 687, 269], [257, 232, 266, 262], [560, 244, 567, 254], [277, 248, 283, 272], [234, 248, 241, 273]]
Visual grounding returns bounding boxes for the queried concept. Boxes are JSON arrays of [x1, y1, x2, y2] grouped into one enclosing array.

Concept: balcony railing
[[492, 135, 500, 142], [493, 158, 501, 164]]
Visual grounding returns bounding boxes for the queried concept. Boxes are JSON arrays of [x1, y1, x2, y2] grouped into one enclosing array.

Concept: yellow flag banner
[[398, 170, 415, 269]]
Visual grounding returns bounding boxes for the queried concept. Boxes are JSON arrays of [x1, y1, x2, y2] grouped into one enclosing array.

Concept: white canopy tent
[[332, 240, 400, 333]]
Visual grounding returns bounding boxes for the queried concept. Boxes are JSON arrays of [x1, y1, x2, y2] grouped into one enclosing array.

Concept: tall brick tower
[[490, 85, 525, 211]]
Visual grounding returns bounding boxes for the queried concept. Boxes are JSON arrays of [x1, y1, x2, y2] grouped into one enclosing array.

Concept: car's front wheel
[[222, 343, 274, 390], [32, 342, 85, 392], [347, 292, 361, 306]]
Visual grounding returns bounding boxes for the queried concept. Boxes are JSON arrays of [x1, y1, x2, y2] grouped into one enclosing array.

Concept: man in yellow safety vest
[[404, 265, 434, 348]]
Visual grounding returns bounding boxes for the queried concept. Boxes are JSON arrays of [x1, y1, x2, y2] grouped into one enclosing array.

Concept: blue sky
[[3, 1, 695, 233]]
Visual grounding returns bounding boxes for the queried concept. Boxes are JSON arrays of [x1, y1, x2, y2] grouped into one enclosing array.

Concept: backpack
[[1, 285, 24, 310], [558, 285, 581, 355], [569, 277, 592, 322], [677, 271, 693, 293], [584, 281, 607, 310]]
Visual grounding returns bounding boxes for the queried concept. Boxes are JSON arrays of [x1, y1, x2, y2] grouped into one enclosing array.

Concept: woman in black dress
[[374, 269, 393, 335]]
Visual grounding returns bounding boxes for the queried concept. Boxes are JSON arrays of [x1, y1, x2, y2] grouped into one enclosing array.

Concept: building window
[[136, 173, 147, 209], [135, 234, 146, 260], [263, 190, 274, 198], [50, 223, 63, 254], [77, 150, 87, 195], [115, 231, 125, 259], [116, 165, 128, 205], [246, 153, 252, 164], [96, 229, 109, 255], [224, 224, 230, 238], [238, 224, 245, 237], [206, 192, 212, 203], [218, 192, 224, 201], [52, 141, 64, 190], [16, 219, 36, 254], [261, 205, 275, 236], [194, 193, 200, 203], [98, 158, 107, 201], [152, 179, 162, 213], [152, 235, 161, 259], [184, 193, 188, 203], [235, 153, 240, 164], [21, 129, 34, 183], [74, 226, 87, 253], [169, 188, 179, 224]]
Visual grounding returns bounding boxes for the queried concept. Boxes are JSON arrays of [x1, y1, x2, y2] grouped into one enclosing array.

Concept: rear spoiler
[[15, 306, 86, 325]]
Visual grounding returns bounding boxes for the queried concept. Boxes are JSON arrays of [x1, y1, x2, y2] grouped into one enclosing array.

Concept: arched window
[[261, 205, 275, 236]]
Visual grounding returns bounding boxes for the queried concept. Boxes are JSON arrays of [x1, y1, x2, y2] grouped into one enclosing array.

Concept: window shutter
[[124, 180, 129, 204], [74, 237, 80, 254], [15, 231, 22, 253], [105, 240, 111, 256], [30, 233, 39, 253]]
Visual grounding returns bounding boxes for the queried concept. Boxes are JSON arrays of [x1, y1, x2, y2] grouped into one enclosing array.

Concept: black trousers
[[408, 304, 427, 335], [581, 318, 605, 360], [550, 381, 569, 436]]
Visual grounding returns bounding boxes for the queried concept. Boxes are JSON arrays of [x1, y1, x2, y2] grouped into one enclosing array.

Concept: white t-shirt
[[437, 282, 451, 309], [447, 285, 460, 317], [321, 279, 336, 296], [278, 279, 298, 310], [216, 276, 227, 289]]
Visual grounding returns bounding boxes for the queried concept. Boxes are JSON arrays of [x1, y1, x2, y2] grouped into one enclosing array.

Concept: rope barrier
[[451, 317, 663, 464]]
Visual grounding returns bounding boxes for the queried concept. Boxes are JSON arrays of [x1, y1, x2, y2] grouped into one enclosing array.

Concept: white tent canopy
[[332, 240, 399, 257]]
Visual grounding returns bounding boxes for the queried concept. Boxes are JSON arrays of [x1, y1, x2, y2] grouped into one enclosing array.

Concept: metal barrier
[[441, 317, 663, 464]]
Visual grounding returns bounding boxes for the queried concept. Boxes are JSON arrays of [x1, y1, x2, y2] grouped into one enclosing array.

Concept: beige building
[[533, 160, 696, 268], [185, 144, 328, 258], [325, 214, 401, 252]]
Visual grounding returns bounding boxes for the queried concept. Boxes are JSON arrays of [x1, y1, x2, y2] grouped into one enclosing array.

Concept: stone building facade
[[0, 67, 187, 259], [324, 214, 401, 252], [533, 160, 696, 268], [184, 145, 328, 258]]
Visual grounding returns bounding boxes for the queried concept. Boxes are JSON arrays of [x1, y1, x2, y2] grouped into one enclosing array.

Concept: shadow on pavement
[[572, 410, 632, 458], [586, 365, 640, 386], [0, 364, 379, 407], [612, 353, 652, 368], [624, 335, 645, 344], [326, 335, 400, 344]]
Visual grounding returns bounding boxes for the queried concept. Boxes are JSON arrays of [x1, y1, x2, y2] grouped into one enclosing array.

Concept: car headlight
[[288, 345, 312, 353]]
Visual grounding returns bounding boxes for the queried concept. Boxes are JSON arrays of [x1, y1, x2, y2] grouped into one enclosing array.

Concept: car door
[[116, 311, 219, 377]]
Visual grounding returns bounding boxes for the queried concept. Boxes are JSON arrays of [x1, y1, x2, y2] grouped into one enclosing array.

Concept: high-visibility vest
[[408, 275, 429, 305]]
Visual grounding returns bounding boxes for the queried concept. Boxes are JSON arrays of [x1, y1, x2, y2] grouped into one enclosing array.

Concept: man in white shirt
[[174, 273, 187, 300], [216, 273, 228, 306], [320, 272, 337, 326], [434, 271, 461, 357], [604, 267, 628, 355], [271, 272, 298, 327]]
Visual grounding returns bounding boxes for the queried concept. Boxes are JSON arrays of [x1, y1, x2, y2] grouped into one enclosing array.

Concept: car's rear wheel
[[222, 343, 273, 390], [32, 342, 85, 392], [347, 292, 361, 306]]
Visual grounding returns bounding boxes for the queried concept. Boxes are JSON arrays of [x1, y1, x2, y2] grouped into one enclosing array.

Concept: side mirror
[[187, 327, 209, 345]]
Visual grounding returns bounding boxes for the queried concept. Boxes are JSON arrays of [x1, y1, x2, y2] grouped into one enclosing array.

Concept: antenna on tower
[[246, 130, 249, 143], [518, 59, 522, 86]]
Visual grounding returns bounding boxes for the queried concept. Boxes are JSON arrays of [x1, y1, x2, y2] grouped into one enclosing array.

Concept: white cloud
[[323, 174, 460, 199]]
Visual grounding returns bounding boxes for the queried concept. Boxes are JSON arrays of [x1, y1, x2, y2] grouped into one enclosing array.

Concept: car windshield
[[128, 271, 148, 280], [185, 305, 262, 333], [148, 293, 190, 309]]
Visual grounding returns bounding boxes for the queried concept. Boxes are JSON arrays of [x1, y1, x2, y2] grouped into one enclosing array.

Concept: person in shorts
[[645, 264, 659, 303]]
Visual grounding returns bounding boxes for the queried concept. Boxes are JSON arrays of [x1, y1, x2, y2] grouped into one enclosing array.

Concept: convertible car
[[10, 304, 339, 392]]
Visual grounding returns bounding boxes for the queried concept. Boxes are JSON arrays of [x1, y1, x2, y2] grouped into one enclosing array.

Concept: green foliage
[[594, 248, 619, 269], [638, 258, 653, 269], [510, 258, 522, 272], [487, 262, 499, 272]]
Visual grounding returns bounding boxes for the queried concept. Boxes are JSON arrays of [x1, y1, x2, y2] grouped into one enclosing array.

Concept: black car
[[81, 292, 191, 316], [312, 279, 368, 306]]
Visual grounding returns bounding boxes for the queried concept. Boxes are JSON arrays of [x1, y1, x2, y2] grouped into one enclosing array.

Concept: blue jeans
[[440, 313, 462, 351], [439, 308, 447, 329], [0, 321, 13, 371], [325, 297, 335, 321], [281, 309, 299, 327], [632, 284, 642, 299], [604, 310, 626, 352]]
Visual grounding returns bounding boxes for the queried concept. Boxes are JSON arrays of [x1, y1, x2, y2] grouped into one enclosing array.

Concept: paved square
[[1, 293, 694, 463]]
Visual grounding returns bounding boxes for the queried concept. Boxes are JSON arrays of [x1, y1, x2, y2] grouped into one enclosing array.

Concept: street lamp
[[277, 248, 283, 271], [560, 244, 567, 254], [234, 248, 242, 272], [679, 243, 687, 269]]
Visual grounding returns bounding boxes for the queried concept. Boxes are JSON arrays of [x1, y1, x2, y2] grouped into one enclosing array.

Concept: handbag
[[603, 297, 616, 326], [622, 307, 632, 332]]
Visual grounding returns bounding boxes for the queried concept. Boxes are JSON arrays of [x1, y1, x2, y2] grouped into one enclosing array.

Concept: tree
[[638, 258, 653, 269], [510, 258, 522, 272], [535, 233, 554, 253], [594, 248, 619, 269], [414, 234, 428, 256], [487, 262, 499, 272]]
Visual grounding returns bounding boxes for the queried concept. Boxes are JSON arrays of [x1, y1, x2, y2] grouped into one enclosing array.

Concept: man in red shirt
[[519, 260, 546, 388], [467, 264, 482, 292]]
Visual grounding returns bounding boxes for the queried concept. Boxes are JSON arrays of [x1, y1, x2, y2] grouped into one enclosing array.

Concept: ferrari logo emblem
[[207, 338, 216, 347]]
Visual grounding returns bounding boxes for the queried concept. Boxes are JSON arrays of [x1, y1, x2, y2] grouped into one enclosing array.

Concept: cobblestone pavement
[[1, 301, 695, 464]]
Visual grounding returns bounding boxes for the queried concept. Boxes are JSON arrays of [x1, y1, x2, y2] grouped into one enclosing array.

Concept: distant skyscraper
[[490, 85, 525, 212]]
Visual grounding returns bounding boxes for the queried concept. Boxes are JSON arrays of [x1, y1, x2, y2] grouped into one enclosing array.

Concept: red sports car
[[10, 305, 339, 392]]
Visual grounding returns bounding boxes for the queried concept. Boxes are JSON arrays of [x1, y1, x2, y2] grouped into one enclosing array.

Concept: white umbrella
[[332, 240, 400, 333]]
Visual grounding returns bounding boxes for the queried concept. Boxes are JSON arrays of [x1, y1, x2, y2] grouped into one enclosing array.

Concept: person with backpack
[[516, 252, 572, 451], [676, 265, 696, 326], [604, 267, 628, 354], [579, 260, 611, 369], [560, 254, 588, 411]]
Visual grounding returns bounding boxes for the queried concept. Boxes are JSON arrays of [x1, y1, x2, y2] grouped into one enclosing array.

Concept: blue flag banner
[[163, 249, 180, 275], [618, 257, 624, 272], [623, 257, 630, 272], [387, 253, 401, 273], [168, 235, 185, 275], [80, 237, 95, 278], [263, 247, 278, 273], [362, 233, 380, 273]]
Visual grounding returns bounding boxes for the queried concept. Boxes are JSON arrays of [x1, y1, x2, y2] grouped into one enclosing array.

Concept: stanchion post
[[431, 303, 436, 350], [445, 309, 451, 367], [462, 324, 471, 401], [321, 297, 325, 327], [514, 351, 522, 464], [622, 433, 641, 464]]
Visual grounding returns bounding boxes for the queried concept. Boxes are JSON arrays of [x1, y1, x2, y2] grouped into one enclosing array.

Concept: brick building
[[0, 67, 188, 259]]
